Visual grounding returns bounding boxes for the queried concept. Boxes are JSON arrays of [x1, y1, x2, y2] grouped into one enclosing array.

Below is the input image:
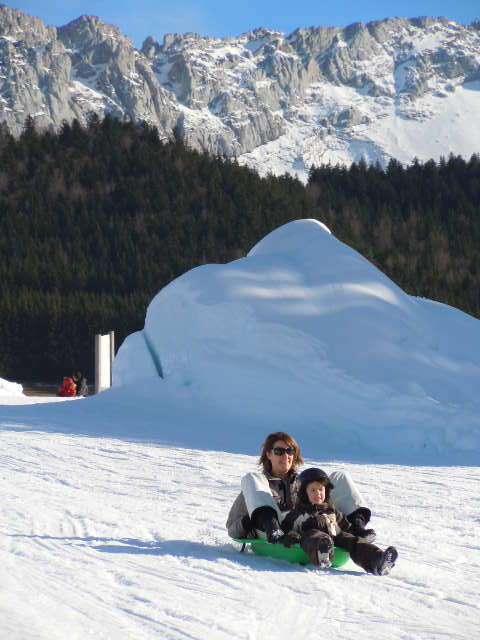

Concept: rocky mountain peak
[[160, 31, 214, 54], [243, 27, 283, 41], [0, 4, 55, 44], [58, 14, 132, 52], [141, 35, 161, 59], [0, 7, 479, 180]]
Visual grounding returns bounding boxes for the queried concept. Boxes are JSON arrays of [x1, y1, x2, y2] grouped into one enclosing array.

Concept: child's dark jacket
[[282, 501, 391, 575], [282, 502, 352, 538]]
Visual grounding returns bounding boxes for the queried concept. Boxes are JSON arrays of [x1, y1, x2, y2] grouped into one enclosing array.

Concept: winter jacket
[[58, 377, 77, 397], [282, 502, 352, 538], [226, 470, 299, 538], [76, 377, 88, 396], [282, 500, 396, 575], [226, 469, 369, 539]]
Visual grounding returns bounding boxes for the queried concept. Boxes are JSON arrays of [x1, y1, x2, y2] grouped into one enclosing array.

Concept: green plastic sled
[[235, 538, 350, 568]]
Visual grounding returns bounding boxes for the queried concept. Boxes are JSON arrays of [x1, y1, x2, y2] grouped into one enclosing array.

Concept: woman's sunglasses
[[271, 446, 295, 456]]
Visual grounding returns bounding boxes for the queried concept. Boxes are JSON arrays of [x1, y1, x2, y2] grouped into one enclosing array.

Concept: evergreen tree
[[0, 118, 479, 381]]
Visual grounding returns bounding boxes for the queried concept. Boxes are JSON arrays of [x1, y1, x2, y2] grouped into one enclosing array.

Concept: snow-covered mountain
[[1, 6, 479, 180]]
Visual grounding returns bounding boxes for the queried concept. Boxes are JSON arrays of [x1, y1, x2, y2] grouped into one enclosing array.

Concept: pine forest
[[0, 116, 479, 380]]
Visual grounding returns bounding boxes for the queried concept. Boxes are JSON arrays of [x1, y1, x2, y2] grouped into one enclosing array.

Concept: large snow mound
[[0, 377, 23, 398], [113, 219, 480, 460]]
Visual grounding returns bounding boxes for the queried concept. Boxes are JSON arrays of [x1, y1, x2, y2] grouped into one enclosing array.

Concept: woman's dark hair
[[259, 431, 303, 475]]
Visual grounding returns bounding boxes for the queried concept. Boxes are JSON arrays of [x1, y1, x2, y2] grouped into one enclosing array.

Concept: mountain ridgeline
[[0, 117, 479, 380], [1, 5, 480, 180]]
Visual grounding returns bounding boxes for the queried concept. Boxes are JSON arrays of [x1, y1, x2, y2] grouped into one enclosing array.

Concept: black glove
[[251, 506, 284, 543], [251, 507, 302, 546], [347, 507, 371, 527], [348, 508, 376, 542]]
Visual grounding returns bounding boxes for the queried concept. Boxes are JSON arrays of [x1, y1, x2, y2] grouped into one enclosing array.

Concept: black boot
[[348, 508, 376, 543], [250, 507, 300, 546], [371, 546, 398, 576]]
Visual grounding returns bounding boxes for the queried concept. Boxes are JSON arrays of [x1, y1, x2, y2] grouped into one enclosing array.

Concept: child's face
[[306, 481, 326, 504]]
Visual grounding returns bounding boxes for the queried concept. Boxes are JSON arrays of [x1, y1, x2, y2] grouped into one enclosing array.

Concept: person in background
[[226, 431, 375, 543], [73, 372, 88, 397], [58, 376, 77, 397], [281, 467, 398, 575]]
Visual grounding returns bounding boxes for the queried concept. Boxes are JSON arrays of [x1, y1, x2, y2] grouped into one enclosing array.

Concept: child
[[282, 468, 398, 575]]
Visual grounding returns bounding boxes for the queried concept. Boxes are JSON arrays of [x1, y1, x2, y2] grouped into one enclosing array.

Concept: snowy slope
[[1, 217, 480, 638], [1, 424, 479, 640], [114, 219, 480, 463], [240, 79, 480, 181]]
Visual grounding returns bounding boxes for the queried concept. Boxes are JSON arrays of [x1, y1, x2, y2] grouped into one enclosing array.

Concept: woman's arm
[[241, 472, 281, 518]]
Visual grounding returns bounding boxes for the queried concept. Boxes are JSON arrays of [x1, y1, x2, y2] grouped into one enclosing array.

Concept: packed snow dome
[[113, 219, 480, 462]]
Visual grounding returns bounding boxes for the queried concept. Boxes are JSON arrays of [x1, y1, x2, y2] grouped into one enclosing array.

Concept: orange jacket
[[59, 377, 77, 397]]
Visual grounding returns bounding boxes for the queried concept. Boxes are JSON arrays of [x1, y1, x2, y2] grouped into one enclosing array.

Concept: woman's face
[[266, 439, 295, 477]]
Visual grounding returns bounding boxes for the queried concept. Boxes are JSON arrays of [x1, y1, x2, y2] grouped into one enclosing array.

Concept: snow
[[412, 30, 450, 53], [1, 427, 479, 639], [0, 394, 75, 405], [0, 376, 23, 397], [241, 77, 480, 182], [1, 219, 480, 638], [370, 80, 480, 164], [235, 20, 480, 181], [154, 59, 174, 85], [114, 219, 480, 463], [244, 36, 272, 54], [69, 79, 110, 113]]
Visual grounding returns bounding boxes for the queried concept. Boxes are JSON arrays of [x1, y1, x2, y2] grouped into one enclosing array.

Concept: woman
[[226, 431, 375, 544]]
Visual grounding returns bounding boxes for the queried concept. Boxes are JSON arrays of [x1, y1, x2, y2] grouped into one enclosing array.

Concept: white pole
[[94, 334, 101, 394], [109, 330, 115, 387], [95, 332, 114, 394]]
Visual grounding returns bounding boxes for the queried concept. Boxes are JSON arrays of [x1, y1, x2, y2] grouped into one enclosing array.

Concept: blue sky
[[6, 1, 480, 46]]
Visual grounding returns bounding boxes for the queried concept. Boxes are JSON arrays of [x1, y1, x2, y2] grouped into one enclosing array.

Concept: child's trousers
[[301, 529, 386, 573]]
